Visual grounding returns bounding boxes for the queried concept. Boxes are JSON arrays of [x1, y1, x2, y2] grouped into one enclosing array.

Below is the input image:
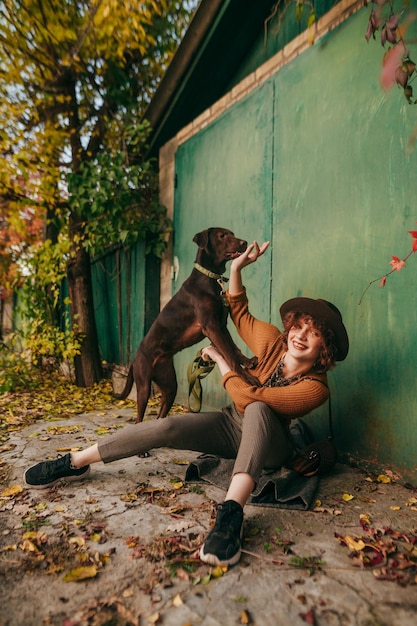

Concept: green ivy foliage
[[66, 122, 172, 259]]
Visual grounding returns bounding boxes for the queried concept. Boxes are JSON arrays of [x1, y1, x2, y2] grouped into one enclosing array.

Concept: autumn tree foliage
[[0, 189, 44, 343], [0, 0, 195, 385]]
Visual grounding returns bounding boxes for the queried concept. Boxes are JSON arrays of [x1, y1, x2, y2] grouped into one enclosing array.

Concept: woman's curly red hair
[[281, 311, 337, 373]]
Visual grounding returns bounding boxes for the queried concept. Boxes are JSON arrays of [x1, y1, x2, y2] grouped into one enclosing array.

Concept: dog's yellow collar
[[193, 263, 229, 282]]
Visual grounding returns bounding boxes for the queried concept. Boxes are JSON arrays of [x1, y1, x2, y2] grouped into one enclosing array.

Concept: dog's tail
[[112, 364, 134, 400]]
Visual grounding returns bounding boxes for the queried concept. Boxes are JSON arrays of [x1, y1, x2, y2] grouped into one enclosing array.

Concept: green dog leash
[[187, 349, 216, 412]]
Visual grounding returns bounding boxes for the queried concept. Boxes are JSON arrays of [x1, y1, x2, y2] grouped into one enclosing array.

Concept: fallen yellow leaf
[[95, 427, 112, 435], [172, 458, 189, 465], [0, 544, 17, 552], [377, 474, 391, 483], [172, 593, 183, 607], [199, 574, 212, 585], [211, 565, 227, 578], [314, 506, 342, 515], [342, 493, 354, 501], [120, 493, 138, 502], [122, 587, 134, 598], [19, 539, 39, 553], [23, 531, 47, 542], [0, 484, 23, 498], [390, 506, 401, 511], [68, 536, 85, 547], [240, 609, 251, 624], [343, 535, 366, 552], [360, 513, 372, 526], [63, 565, 98, 582]]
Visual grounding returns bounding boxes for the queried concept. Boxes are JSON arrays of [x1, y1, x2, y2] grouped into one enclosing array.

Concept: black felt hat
[[280, 297, 349, 361]]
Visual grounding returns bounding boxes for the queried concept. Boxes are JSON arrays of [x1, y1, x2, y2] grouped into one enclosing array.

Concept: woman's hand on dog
[[201, 345, 231, 376]]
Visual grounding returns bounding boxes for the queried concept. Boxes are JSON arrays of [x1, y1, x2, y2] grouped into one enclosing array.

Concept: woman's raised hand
[[231, 240, 270, 271]]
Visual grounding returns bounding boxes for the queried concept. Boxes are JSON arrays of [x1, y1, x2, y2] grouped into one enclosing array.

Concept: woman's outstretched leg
[[24, 408, 240, 489]]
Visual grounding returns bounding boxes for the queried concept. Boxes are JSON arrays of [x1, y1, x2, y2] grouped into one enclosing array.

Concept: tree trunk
[[67, 229, 102, 387], [45, 203, 61, 328], [0, 295, 4, 342]]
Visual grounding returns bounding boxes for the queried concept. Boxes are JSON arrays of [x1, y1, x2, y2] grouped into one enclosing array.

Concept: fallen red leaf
[[300, 607, 317, 625]]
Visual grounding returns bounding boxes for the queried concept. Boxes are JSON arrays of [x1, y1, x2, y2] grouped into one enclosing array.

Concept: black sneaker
[[24, 453, 90, 489], [200, 500, 244, 567]]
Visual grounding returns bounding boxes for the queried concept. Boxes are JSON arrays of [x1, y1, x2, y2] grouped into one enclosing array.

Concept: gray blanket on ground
[[184, 419, 319, 510]]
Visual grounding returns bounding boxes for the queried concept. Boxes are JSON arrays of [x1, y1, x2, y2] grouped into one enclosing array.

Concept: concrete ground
[[1, 405, 416, 626]]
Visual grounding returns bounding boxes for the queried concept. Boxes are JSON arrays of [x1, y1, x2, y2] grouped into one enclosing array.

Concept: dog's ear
[[193, 229, 210, 250]]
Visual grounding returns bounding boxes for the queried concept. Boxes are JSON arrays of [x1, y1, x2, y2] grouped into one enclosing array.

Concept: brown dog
[[114, 227, 259, 422]]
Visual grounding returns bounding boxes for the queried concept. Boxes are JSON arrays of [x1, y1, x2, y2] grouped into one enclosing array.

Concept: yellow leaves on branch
[[91, 0, 161, 61]]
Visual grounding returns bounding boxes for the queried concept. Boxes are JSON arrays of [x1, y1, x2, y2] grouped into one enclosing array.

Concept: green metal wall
[[91, 241, 146, 366], [173, 6, 417, 482], [173, 81, 274, 409]]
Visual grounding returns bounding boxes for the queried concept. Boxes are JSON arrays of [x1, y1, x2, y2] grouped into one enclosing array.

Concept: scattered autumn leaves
[[0, 371, 125, 444], [0, 471, 254, 625], [1, 471, 417, 626], [0, 483, 113, 582], [2, 370, 417, 626], [334, 473, 417, 586], [336, 512, 417, 586]]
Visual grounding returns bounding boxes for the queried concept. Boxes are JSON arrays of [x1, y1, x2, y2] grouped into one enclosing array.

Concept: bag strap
[[302, 376, 333, 440], [328, 394, 334, 440]]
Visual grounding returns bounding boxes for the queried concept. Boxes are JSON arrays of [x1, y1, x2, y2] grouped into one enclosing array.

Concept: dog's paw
[[247, 356, 258, 369], [240, 355, 258, 369]]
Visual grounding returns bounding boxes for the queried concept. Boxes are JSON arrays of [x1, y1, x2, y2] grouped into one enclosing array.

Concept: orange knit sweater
[[222, 288, 329, 420]]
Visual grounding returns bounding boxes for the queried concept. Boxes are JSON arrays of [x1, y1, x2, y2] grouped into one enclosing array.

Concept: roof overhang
[[144, 0, 275, 158]]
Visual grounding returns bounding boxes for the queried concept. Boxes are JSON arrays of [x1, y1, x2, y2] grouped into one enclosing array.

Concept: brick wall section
[[158, 137, 178, 308]]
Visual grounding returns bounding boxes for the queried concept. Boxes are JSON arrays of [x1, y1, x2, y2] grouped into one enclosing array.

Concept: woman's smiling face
[[287, 316, 323, 363]]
